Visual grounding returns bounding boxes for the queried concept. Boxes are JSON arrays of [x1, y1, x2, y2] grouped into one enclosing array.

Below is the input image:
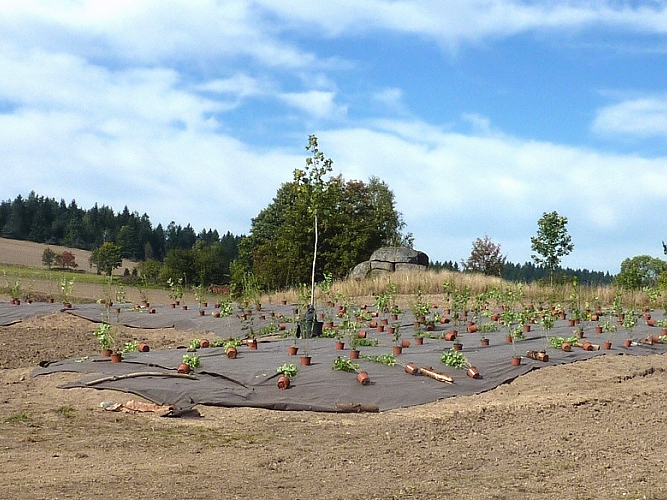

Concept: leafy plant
[[332, 356, 360, 372], [277, 363, 298, 378], [440, 348, 468, 369], [182, 353, 200, 370], [93, 323, 113, 350], [121, 340, 139, 353], [189, 338, 202, 350], [361, 353, 396, 366], [167, 277, 184, 302]]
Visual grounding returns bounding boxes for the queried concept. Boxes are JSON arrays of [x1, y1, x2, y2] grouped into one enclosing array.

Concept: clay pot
[[381, 318, 389, 326], [170, 303, 176, 309], [325, 321, 334, 329], [647, 319, 656, 327], [505, 335, 513, 344], [300, 356, 312, 366], [425, 324, 434, 331], [511, 356, 521, 367], [444, 331, 457, 342], [376, 325, 385, 333], [226, 346, 238, 359], [467, 366, 480, 379], [212, 311, 221, 318], [414, 336, 424, 345], [281, 300, 287, 305], [405, 362, 419, 375], [522, 324, 531, 333], [357, 330, 367, 338], [177, 363, 190, 374], [595, 326, 603, 334], [387, 326, 396, 335], [369, 320, 378, 328], [63, 302, 72, 309], [287, 345, 298, 356], [490, 313, 500, 322], [335, 341, 345, 350], [47, 298, 54, 304], [356, 371, 370, 385], [568, 319, 576, 327], [391, 314, 399, 321], [652, 335, 661, 344], [279, 323, 287, 331], [452, 343, 463, 351], [114, 307, 121, 314], [277, 375, 290, 390], [467, 324, 478, 333], [401, 339, 411, 348], [603, 341, 612, 350], [349, 349, 360, 360], [623, 339, 632, 348], [247, 339, 258, 350], [149, 308, 156, 314], [561, 342, 572, 352], [480, 338, 490, 347], [200, 339, 210, 348], [590, 314, 599, 321], [582, 342, 594, 351], [110, 353, 122, 363], [440, 317, 450, 324], [392, 345, 402, 356], [137, 342, 150, 352], [181, 305, 188, 311], [102, 348, 113, 357]]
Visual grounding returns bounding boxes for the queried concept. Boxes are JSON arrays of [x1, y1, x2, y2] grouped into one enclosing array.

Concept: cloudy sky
[[2, 1, 667, 273]]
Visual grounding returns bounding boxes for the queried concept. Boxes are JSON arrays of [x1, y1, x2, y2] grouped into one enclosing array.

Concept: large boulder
[[351, 247, 429, 280]]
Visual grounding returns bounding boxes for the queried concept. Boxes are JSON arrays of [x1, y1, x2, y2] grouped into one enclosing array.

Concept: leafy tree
[[530, 211, 574, 285], [56, 250, 78, 270], [89, 242, 122, 276], [462, 235, 506, 276], [614, 255, 667, 290], [232, 136, 410, 292], [42, 247, 56, 269]]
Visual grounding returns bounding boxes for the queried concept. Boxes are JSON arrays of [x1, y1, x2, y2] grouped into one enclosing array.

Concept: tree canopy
[[232, 138, 411, 291], [530, 211, 574, 284]]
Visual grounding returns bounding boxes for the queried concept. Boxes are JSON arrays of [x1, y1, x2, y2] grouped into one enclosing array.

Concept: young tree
[[42, 247, 56, 269], [530, 211, 574, 285], [58, 250, 78, 270], [462, 235, 505, 276], [89, 242, 122, 275], [614, 255, 667, 290]]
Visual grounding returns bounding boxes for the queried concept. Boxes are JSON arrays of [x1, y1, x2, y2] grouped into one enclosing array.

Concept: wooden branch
[[419, 366, 454, 384], [84, 371, 197, 386]]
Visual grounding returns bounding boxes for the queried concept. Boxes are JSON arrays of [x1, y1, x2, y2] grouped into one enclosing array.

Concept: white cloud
[[592, 96, 667, 137], [279, 90, 347, 119]]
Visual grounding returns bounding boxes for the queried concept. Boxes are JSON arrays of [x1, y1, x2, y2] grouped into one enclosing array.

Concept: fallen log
[[419, 366, 454, 384]]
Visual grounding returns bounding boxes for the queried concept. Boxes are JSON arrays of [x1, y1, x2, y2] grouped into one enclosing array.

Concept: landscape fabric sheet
[[9, 302, 665, 414]]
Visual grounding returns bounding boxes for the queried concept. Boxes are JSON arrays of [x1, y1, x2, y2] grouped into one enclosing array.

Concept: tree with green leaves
[[42, 247, 56, 269], [614, 255, 667, 290], [89, 242, 122, 276], [530, 211, 574, 285], [232, 136, 410, 292]]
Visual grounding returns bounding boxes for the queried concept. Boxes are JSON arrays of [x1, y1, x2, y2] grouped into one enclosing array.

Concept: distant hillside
[[0, 237, 136, 275]]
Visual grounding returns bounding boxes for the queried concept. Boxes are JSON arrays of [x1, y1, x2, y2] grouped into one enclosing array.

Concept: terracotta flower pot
[[102, 348, 113, 357], [490, 313, 500, 321], [401, 339, 411, 348], [226, 346, 237, 359], [170, 303, 176, 308], [561, 342, 572, 352], [356, 371, 370, 385], [392, 345, 402, 356], [582, 342, 594, 351], [182, 305, 188, 311], [511, 356, 521, 366], [349, 349, 360, 360], [369, 320, 378, 328], [247, 339, 258, 350], [623, 339, 632, 348], [453, 343, 462, 351], [137, 342, 150, 352], [505, 335, 513, 344], [603, 341, 612, 350], [287, 345, 298, 356], [595, 326, 603, 334], [414, 336, 424, 345], [110, 353, 122, 363], [391, 314, 399, 321], [177, 363, 190, 374], [444, 331, 457, 342], [467, 324, 478, 333], [647, 319, 656, 327], [652, 335, 661, 344], [200, 339, 210, 348], [376, 325, 385, 333], [212, 311, 220, 318], [387, 326, 395, 335], [357, 330, 367, 338], [467, 366, 480, 379], [568, 319, 576, 327], [405, 362, 419, 375], [522, 324, 531, 333], [300, 355, 312, 366], [335, 341, 345, 350], [480, 338, 490, 347], [277, 375, 290, 390], [149, 308, 156, 314]]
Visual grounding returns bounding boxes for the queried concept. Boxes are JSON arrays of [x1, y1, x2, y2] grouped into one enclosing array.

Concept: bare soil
[[2, 310, 667, 499]]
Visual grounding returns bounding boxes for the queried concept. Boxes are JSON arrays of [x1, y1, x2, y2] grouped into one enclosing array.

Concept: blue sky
[[2, 1, 667, 273]]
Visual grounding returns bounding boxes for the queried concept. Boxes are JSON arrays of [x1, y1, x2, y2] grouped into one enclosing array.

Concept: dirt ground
[[2, 311, 667, 500]]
